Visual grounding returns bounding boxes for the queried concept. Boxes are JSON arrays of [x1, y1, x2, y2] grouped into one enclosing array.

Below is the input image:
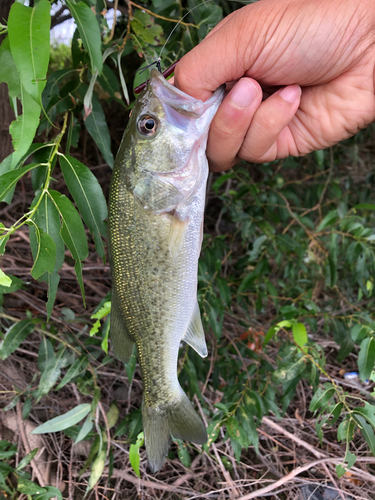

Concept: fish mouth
[[149, 68, 224, 119]]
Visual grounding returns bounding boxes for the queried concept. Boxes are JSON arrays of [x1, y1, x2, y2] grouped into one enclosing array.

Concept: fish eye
[[137, 114, 158, 137]]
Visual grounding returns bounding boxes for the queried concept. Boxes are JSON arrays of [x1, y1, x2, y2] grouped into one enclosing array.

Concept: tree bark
[[0, 0, 16, 162]]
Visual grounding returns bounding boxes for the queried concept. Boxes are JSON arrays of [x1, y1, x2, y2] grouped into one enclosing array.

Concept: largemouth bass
[[108, 69, 224, 472]]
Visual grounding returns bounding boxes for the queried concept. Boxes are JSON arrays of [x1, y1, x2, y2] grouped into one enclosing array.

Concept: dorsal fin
[[182, 301, 207, 358]]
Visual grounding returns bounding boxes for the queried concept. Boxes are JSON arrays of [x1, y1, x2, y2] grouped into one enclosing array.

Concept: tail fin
[[142, 389, 207, 473]]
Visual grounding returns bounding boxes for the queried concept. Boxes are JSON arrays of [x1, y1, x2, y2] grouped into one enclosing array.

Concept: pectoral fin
[[169, 214, 189, 261], [133, 172, 183, 213], [182, 301, 208, 358], [110, 290, 135, 363]]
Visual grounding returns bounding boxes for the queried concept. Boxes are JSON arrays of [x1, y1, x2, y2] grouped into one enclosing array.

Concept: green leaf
[[129, 432, 144, 478], [88, 429, 107, 490], [0, 320, 34, 360], [353, 414, 375, 456], [55, 355, 88, 391], [66, 1, 103, 74], [34, 486, 63, 500], [355, 203, 375, 210], [0, 36, 20, 97], [203, 420, 221, 452], [131, 11, 164, 45], [292, 322, 308, 347], [358, 337, 375, 381], [336, 464, 346, 478], [30, 226, 56, 279], [351, 323, 368, 343], [0, 163, 40, 203], [35, 347, 68, 401], [317, 209, 338, 231], [175, 438, 191, 468], [17, 477, 45, 496], [31, 403, 91, 434], [74, 415, 93, 444], [83, 93, 114, 168], [309, 385, 335, 412], [49, 190, 88, 301], [106, 402, 119, 430], [38, 338, 54, 371], [8, 0, 51, 103], [125, 344, 138, 384], [226, 416, 248, 448], [0, 274, 23, 294], [15, 448, 39, 471], [60, 155, 107, 258], [238, 407, 259, 453], [31, 194, 65, 319], [0, 269, 12, 287], [273, 357, 306, 384]]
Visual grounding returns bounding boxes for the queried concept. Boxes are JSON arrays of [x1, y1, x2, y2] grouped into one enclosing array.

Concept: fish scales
[[108, 69, 224, 472]]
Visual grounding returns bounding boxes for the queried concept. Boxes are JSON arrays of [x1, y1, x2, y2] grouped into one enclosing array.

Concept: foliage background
[[0, 0, 375, 499]]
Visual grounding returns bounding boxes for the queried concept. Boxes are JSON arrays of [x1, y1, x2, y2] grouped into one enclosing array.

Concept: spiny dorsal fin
[[182, 301, 207, 358], [169, 213, 189, 261]]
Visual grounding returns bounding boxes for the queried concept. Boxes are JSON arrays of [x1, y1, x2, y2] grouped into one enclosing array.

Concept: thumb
[[174, 1, 274, 100]]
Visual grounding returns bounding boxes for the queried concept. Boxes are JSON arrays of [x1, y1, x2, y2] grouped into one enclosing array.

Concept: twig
[[237, 457, 375, 500], [262, 416, 326, 459], [16, 401, 46, 487]]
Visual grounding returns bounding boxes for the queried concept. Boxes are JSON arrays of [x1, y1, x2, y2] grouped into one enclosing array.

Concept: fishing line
[[134, 0, 251, 93]]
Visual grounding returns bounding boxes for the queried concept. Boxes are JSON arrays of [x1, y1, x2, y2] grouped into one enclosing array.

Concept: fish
[[108, 68, 224, 473]]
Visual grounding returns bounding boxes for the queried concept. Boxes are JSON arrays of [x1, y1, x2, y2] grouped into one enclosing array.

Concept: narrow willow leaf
[[8, 0, 50, 104], [106, 403, 119, 430], [31, 194, 65, 318], [36, 347, 67, 401], [75, 415, 93, 444], [0, 36, 20, 97], [129, 432, 144, 478], [15, 448, 39, 471], [353, 414, 375, 456], [88, 449, 106, 489], [31, 404, 91, 434], [66, 1, 103, 74], [49, 190, 88, 301], [38, 338, 54, 371], [60, 155, 107, 258], [175, 439, 191, 468], [317, 209, 338, 231], [309, 385, 335, 412], [17, 477, 45, 496], [0, 269, 12, 287], [292, 322, 308, 347], [0, 163, 40, 202], [0, 274, 23, 294], [125, 344, 137, 384], [30, 226, 56, 280], [358, 337, 375, 381], [0, 320, 34, 361], [117, 50, 129, 105], [55, 355, 88, 390], [83, 93, 114, 168], [226, 416, 248, 448], [9, 87, 41, 168]]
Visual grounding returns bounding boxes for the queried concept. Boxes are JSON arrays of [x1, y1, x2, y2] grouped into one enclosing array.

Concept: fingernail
[[279, 85, 301, 103], [230, 79, 258, 108]]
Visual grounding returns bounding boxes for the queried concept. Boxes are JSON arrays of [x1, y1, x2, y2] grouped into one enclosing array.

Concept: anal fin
[[110, 290, 135, 363], [182, 301, 208, 358]]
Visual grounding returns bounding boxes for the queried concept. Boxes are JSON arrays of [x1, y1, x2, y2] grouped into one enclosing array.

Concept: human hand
[[174, 0, 375, 171]]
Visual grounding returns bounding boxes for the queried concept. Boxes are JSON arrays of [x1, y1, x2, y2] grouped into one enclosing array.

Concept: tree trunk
[[0, 0, 16, 162]]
